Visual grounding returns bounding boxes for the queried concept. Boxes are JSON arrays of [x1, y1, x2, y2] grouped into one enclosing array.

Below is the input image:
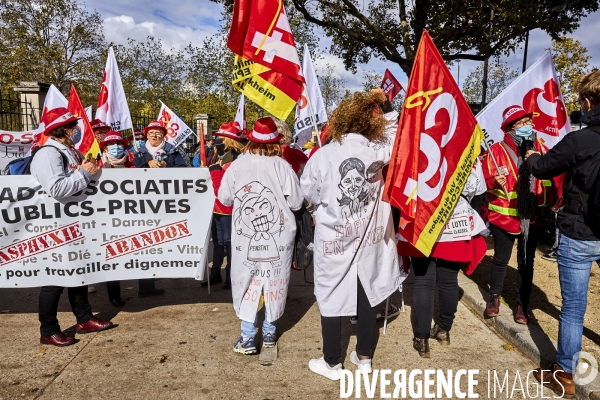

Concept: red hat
[[133, 128, 146, 138], [215, 122, 242, 141], [90, 119, 110, 131], [41, 107, 79, 135], [282, 145, 308, 174], [143, 120, 167, 136], [248, 117, 283, 144], [501, 105, 532, 132], [99, 131, 129, 151]]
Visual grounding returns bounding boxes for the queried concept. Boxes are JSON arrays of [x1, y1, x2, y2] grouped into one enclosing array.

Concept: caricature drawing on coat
[[337, 157, 382, 222], [234, 181, 284, 268]]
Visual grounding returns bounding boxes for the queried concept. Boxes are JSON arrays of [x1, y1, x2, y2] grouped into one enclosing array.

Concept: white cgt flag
[[36, 84, 69, 146], [96, 47, 132, 132], [477, 51, 571, 149], [157, 101, 195, 148], [294, 44, 327, 147]]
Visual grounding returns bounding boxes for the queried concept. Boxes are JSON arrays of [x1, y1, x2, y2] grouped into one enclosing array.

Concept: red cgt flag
[[383, 30, 483, 256], [380, 69, 403, 101], [227, 0, 304, 84]]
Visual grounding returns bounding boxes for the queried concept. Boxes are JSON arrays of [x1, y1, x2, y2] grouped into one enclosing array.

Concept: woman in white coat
[[218, 117, 304, 355], [301, 89, 402, 379]]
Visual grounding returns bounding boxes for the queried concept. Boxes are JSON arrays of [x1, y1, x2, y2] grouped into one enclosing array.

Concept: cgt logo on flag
[[384, 30, 483, 256], [381, 69, 403, 102]]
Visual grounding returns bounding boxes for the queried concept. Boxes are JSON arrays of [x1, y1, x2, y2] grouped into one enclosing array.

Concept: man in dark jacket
[[527, 70, 600, 397]]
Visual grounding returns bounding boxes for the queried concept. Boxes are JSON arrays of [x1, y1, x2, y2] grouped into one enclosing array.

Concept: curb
[[457, 273, 600, 399]]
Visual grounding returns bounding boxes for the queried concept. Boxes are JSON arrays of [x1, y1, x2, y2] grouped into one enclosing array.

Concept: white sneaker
[[308, 357, 342, 380], [350, 351, 372, 374], [87, 285, 97, 294]]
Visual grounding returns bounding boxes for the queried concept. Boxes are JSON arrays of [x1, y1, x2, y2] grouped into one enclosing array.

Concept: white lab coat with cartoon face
[[218, 154, 303, 323], [300, 111, 402, 317]]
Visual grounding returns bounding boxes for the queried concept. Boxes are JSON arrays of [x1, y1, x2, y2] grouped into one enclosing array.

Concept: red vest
[[482, 134, 558, 234]]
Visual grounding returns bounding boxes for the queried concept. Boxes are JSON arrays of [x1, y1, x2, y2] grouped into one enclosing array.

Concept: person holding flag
[[301, 89, 401, 379], [31, 107, 114, 346], [132, 120, 188, 169], [482, 106, 560, 324], [398, 159, 488, 357]]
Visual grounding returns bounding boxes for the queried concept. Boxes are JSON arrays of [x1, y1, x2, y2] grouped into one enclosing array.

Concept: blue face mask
[[107, 144, 124, 158], [514, 124, 533, 139], [135, 139, 146, 149]]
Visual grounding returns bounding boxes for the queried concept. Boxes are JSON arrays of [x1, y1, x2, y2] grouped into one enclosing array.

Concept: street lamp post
[[522, 4, 566, 74]]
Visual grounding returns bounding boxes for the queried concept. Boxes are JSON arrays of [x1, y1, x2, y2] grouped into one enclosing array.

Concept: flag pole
[[303, 83, 322, 147], [481, 139, 510, 199]]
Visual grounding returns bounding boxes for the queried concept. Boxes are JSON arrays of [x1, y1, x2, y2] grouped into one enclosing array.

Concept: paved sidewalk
[[1, 271, 541, 399]]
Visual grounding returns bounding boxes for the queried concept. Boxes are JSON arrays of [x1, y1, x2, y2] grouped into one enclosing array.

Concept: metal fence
[[0, 89, 39, 131]]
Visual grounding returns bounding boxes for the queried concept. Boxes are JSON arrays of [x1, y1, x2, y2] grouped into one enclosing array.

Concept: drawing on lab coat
[[234, 181, 284, 268], [337, 157, 383, 222]]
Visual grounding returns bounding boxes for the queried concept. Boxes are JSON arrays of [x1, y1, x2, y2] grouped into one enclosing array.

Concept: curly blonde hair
[[329, 91, 387, 144], [223, 137, 245, 153], [271, 117, 293, 144]]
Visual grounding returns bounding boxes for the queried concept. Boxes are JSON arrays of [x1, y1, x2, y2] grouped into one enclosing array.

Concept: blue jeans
[[556, 232, 600, 373], [241, 307, 277, 339]]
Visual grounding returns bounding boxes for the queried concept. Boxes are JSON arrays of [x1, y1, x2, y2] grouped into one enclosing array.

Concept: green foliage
[[547, 36, 591, 113], [462, 60, 519, 104], [278, 0, 599, 75], [0, 0, 106, 106]]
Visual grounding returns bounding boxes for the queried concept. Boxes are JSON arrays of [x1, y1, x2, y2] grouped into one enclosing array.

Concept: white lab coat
[[30, 138, 92, 200], [218, 153, 304, 323], [300, 111, 402, 317]]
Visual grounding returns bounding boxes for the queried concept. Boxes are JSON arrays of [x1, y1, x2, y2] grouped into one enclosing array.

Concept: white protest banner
[[477, 52, 570, 149], [294, 44, 327, 147], [234, 94, 246, 130], [96, 47, 133, 132], [157, 102, 195, 148], [0, 169, 213, 287], [0, 128, 41, 175]]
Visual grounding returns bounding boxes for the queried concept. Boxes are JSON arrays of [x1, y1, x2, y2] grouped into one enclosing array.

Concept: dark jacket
[[527, 102, 600, 240], [132, 141, 188, 169]]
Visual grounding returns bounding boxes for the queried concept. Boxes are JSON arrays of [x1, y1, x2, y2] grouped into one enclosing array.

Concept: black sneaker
[[542, 250, 557, 262]]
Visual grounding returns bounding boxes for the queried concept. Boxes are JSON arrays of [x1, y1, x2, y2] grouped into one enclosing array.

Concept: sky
[[94, 0, 599, 92]]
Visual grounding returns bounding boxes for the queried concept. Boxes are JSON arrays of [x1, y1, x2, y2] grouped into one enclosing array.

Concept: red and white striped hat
[[247, 117, 283, 144], [100, 131, 129, 150], [501, 105, 532, 132], [215, 122, 242, 141], [143, 120, 167, 136], [90, 119, 110, 131], [41, 107, 80, 135]]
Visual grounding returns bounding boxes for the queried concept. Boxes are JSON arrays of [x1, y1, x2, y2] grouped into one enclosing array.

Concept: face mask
[[514, 124, 533, 139], [107, 144, 124, 158], [135, 139, 146, 149]]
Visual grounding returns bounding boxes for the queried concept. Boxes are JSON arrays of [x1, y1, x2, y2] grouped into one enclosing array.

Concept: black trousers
[[412, 257, 461, 339], [488, 223, 541, 310], [39, 285, 93, 337], [321, 279, 377, 365], [106, 279, 157, 299]]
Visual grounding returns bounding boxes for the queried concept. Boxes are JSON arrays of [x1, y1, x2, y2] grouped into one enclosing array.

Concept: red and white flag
[[294, 44, 327, 147], [477, 51, 570, 149], [37, 84, 68, 147], [157, 101, 195, 148], [68, 85, 100, 157], [96, 47, 132, 132], [234, 94, 246, 131], [381, 69, 403, 102], [227, 0, 304, 84]]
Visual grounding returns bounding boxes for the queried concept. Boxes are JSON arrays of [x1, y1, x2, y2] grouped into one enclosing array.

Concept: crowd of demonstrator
[[21, 70, 600, 398]]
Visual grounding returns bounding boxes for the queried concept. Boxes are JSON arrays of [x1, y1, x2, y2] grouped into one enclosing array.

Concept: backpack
[[292, 201, 315, 271], [4, 145, 68, 175]]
